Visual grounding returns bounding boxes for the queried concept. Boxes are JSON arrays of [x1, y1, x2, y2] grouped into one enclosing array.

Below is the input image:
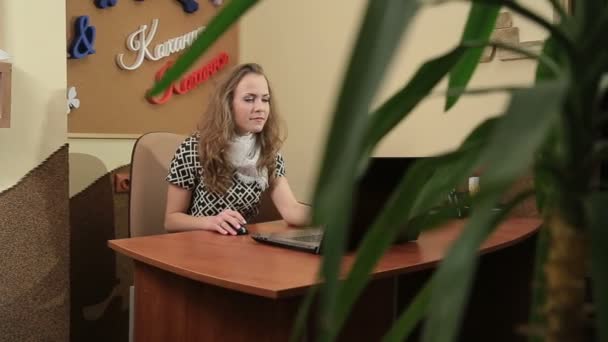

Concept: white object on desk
[[469, 176, 480, 195]]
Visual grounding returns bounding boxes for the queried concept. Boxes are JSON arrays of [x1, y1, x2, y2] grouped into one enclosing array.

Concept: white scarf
[[227, 133, 269, 190]]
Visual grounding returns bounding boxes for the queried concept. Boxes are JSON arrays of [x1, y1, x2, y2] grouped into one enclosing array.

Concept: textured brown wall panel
[[70, 165, 131, 342], [0, 144, 70, 341]]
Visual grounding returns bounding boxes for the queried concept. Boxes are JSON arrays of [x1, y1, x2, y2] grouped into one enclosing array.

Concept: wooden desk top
[[109, 218, 540, 299]]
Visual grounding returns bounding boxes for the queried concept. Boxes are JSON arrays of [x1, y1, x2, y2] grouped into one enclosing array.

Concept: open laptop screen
[[251, 157, 422, 254]]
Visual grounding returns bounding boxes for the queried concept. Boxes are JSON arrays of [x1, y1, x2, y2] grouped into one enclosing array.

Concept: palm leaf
[[362, 45, 468, 157], [527, 37, 572, 340], [527, 225, 549, 342], [409, 118, 498, 219], [469, 0, 575, 58], [311, 1, 421, 340], [386, 189, 533, 342], [581, 0, 605, 37], [446, 0, 576, 111], [594, 141, 608, 162], [496, 0, 573, 56], [445, 2, 500, 110], [289, 285, 318, 342], [547, 0, 569, 22], [148, 0, 259, 96], [382, 281, 433, 342], [421, 191, 525, 342], [331, 117, 498, 339], [483, 40, 560, 77], [582, 7, 608, 53], [533, 37, 565, 212], [586, 192, 608, 342], [423, 81, 566, 342]]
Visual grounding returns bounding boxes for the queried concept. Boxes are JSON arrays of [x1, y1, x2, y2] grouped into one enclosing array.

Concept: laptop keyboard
[[291, 233, 323, 243]]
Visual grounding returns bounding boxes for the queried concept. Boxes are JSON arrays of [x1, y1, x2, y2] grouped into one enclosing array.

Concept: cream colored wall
[[65, 1, 553, 201], [0, 0, 134, 197], [68, 138, 134, 197], [0, 0, 67, 191], [240, 1, 553, 202]]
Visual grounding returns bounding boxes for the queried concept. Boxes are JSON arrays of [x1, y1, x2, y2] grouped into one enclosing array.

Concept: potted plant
[[150, 1, 608, 341]]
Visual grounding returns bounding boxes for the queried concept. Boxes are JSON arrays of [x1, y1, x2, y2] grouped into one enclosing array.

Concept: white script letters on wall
[[116, 19, 205, 71]]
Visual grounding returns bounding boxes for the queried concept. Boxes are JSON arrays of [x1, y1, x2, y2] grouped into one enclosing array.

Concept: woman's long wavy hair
[[197, 63, 285, 194]]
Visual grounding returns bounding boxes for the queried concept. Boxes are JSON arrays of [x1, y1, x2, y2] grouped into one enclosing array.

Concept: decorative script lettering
[[148, 52, 230, 105], [116, 19, 205, 71]]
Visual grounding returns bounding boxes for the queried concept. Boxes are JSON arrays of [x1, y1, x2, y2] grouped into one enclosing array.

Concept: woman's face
[[232, 73, 270, 135]]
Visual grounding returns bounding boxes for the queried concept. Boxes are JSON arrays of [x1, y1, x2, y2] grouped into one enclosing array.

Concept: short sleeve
[[166, 136, 199, 190], [275, 153, 286, 177]]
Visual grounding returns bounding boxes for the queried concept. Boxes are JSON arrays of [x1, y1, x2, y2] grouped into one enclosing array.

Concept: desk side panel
[[134, 261, 297, 341], [133, 261, 396, 341]]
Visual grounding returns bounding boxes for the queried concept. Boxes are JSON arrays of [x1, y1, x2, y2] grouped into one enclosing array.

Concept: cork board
[[66, 0, 238, 137]]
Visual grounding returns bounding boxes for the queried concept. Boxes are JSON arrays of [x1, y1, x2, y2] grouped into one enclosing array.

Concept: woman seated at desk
[[164, 63, 310, 235]]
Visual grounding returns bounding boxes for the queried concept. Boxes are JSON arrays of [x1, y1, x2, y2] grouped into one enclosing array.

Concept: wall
[[69, 138, 134, 196], [240, 0, 553, 201], [64, 1, 555, 197], [68, 1, 553, 202], [0, 1, 67, 190], [0, 0, 70, 340]]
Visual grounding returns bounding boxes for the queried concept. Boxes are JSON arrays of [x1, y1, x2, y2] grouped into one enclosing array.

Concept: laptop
[[251, 158, 424, 254]]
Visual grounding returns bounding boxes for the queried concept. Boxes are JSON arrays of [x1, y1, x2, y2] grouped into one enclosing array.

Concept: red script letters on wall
[[148, 52, 229, 105]]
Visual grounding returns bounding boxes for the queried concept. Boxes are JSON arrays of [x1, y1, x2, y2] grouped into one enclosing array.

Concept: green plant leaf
[[461, 0, 574, 62], [547, 0, 569, 22], [443, 0, 574, 109], [535, 36, 568, 83], [586, 192, 608, 342], [527, 225, 549, 342], [580, 0, 605, 37], [385, 188, 532, 342], [330, 117, 498, 339], [330, 159, 437, 337], [445, 2, 500, 111], [311, 2, 421, 340], [409, 118, 498, 219], [533, 140, 555, 214], [423, 81, 566, 342], [289, 285, 318, 342], [481, 82, 566, 188], [594, 140, 608, 162], [362, 45, 468, 157], [382, 281, 433, 342], [582, 6, 608, 53], [535, 40, 557, 82], [328, 160, 436, 339], [148, 0, 259, 96], [498, 0, 573, 57], [422, 188, 535, 342], [480, 40, 560, 77], [534, 37, 567, 211]]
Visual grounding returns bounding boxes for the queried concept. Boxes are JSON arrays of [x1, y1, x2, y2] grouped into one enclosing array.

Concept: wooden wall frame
[[0, 61, 11, 128]]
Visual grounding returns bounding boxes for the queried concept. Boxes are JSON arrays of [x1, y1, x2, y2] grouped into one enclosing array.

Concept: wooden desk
[[109, 218, 540, 341]]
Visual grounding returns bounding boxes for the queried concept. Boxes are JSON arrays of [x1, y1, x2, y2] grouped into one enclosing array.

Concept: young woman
[[164, 63, 310, 235]]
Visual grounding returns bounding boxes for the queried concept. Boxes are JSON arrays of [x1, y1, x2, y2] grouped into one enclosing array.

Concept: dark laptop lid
[[342, 157, 420, 252]]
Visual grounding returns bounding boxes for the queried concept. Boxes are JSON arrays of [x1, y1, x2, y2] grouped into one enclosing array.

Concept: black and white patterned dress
[[166, 135, 286, 220]]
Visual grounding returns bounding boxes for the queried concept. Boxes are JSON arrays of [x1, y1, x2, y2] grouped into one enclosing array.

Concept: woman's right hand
[[201, 209, 247, 235]]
